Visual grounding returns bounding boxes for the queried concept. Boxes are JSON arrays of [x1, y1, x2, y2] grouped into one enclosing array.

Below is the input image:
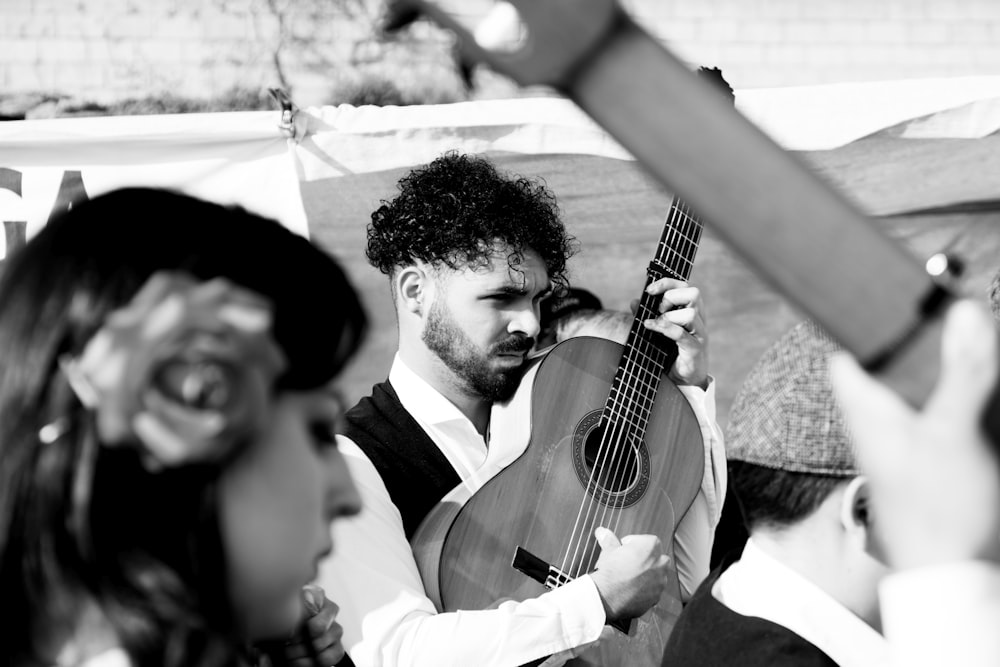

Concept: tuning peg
[[382, 1, 422, 34]]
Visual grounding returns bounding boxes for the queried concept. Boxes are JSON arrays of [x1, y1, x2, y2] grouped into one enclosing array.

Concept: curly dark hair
[[367, 152, 577, 288]]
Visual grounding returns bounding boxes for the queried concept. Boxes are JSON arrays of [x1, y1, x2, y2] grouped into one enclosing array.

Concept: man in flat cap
[[662, 321, 891, 666]]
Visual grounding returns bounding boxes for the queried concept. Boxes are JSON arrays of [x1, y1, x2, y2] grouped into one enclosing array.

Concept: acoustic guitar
[[412, 193, 710, 666]]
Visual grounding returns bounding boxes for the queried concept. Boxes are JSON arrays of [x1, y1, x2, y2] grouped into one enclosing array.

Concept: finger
[[315, 642, 347, 666], [829, 352, 915, 479], [594, 526, 621, 552], [648, 285, 700, 311], [305, 606, 340, 638], [927, 300, 999, 423], [302, 584, 326, 615], [656, 307, 699, 330], [620, 533, 659, 547], [280, 629, 341, 662], [645, 277, 688, 293], [642, 319, 689, 343]]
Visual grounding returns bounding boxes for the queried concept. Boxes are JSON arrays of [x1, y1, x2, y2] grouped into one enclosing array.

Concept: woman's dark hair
[[728, 460, 848, 532], [0, 188, 366, 667], [366, 152, 577, 290]]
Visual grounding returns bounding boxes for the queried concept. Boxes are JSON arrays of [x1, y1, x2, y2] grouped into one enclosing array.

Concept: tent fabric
[[2, 78, 1000, 423]]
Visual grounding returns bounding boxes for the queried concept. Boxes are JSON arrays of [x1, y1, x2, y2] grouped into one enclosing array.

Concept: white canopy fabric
[[3, 77, 1000, 422]]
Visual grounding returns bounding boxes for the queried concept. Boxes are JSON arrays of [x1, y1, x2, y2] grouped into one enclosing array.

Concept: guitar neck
[[603, 197, 703, 431], [652, 196, 704, 283]]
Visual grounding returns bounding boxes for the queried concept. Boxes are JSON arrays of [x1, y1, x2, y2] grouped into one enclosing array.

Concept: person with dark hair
[[316, 152, 722, 667], [533, 287, 605, 350], [0, 188, 366, 667], [662, 321, 891, 667]]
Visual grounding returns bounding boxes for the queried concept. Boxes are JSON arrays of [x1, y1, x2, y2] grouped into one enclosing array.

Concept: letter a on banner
[[48, 170, 90, 223]]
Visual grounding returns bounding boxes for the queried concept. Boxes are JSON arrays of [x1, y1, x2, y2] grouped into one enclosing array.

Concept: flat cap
[[727, 320, 858, 476]]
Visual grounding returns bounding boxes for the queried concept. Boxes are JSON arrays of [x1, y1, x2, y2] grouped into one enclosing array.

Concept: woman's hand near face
[[257, 585, 349, 667]]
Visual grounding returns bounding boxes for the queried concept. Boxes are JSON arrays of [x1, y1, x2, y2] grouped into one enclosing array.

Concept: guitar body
[[413, 336, 705, 666]]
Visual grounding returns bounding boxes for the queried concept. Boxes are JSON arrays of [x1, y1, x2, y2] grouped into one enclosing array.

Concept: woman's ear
[[396, 265, 429, 316]]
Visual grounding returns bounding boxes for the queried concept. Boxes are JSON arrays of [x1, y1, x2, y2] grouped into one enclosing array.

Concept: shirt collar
[[714, 538, 890, 667], [388, 354, 475, 429]]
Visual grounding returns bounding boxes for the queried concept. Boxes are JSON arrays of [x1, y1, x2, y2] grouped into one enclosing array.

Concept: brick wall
[[627, 0, 1000, 89], [1, 0, 998, 107]]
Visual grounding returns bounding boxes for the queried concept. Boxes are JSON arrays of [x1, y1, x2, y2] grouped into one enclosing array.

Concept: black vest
[[342, 380, 462, 539], [661, 556, 839, 667]]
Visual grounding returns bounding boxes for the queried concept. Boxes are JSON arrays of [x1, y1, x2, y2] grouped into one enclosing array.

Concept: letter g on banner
[[0, 168, 27, 263]]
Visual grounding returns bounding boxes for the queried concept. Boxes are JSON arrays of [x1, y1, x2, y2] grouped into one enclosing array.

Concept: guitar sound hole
[[583, 425, 640, 494], [572, 410, 650, 508]]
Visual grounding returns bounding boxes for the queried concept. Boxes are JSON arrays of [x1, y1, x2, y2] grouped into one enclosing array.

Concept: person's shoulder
[[729, 624, 838, 666], [666, 609, 837, 666], [664, 566, 837, 667]]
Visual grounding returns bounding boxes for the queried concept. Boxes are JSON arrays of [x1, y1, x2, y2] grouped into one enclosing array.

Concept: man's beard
[[422, 300, 534, 403]]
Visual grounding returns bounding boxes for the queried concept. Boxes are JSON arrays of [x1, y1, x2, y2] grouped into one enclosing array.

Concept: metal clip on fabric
[[268, 88, 298, 140]]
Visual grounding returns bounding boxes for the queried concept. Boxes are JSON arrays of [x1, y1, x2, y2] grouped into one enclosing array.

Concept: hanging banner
[[0, 110, 307, 259]]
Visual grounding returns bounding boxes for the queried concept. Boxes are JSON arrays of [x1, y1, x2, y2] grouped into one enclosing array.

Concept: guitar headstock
[[383, 0, 621, 89]]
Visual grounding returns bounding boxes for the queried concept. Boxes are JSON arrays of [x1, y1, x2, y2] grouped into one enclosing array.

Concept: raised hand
[[257, 585, 349, 667], [830, 300, 1000, 569]]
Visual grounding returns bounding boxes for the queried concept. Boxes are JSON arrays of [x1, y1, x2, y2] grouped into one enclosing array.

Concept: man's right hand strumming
[[589, 526, 671, 622]]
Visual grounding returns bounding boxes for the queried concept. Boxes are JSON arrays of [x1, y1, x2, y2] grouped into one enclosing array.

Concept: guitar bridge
[[511, 546, 630, 634], [512, 546, 573, 589]]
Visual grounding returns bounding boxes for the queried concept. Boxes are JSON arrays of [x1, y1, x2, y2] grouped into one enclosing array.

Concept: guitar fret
[[656, 243, 696, 270], [659, 228, 699, 249], [664, 203, 703, 233], [604, 410, 652, 438], [608, 386, 655, 411], [627, 344, 669, 371]]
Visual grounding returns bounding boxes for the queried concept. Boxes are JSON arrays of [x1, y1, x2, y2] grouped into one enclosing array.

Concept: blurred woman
[[0, 189, 366, 667]]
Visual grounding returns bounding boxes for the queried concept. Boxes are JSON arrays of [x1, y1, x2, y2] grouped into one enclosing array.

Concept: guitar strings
[[559, 198, 703, 579], [556, 202, 685, 577], [579, 200, 704, 573], [559, 198, 688, 576], [563, 199, 699, 576], [606, 199, 703, 543], [600, 199, 693, 548], [603, 198, 704, 545]]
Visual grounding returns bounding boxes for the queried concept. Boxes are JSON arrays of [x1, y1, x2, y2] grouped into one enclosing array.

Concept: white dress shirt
[[879, 561, 1000, 667], [318, 354, 725, 667], [714, 539, 891, 667]]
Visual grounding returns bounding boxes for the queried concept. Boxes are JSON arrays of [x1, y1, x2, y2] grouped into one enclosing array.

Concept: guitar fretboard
[[601, 197, 704, 440]]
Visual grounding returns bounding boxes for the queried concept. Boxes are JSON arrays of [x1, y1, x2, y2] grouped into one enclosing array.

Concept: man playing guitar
[[315, 151, 724, 667]]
